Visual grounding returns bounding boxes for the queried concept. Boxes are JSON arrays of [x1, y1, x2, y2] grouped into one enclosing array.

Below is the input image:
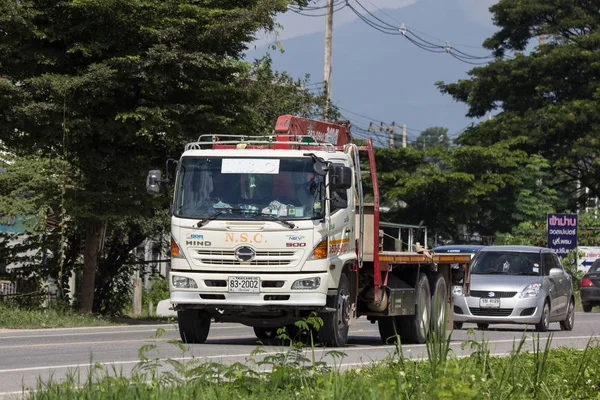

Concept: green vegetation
[[24, 327, 600, 399], [0, 302, 111, 329], [0, 1, 329, 315]]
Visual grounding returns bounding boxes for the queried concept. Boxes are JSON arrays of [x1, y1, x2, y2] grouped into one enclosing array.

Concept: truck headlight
[[292, 277, 321, 290], [520, 283, 541, 298], [172, 275, 198, 289]]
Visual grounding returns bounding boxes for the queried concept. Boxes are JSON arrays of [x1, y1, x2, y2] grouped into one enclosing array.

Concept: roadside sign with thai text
[[547, 213, 578, 257]]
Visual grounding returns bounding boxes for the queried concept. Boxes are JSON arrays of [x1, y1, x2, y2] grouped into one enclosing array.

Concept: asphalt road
[[1, 312, 599, 397]]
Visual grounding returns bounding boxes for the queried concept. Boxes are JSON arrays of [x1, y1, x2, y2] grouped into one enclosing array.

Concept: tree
[[437, 0, 600, 209], [410, 127, 451, 151], [0, 0, 292, 312], [0, 1, 332, 313]]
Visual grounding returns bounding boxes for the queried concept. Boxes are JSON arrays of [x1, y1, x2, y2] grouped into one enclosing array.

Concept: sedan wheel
[[560, 299, 575, 331], [582, 303, 592, 313], [535, 302, 550, 332]]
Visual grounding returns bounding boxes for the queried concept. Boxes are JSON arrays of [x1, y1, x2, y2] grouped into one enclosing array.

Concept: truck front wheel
[[177, 310, 211, 344], [319, 273, 351, 347]]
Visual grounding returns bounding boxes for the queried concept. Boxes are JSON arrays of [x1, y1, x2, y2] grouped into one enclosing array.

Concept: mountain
[[246, 0, 496, 143]]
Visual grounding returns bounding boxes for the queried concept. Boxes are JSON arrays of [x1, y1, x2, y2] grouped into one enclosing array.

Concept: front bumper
[[453, 294, 544, 324], [170, 270, 329, 307]]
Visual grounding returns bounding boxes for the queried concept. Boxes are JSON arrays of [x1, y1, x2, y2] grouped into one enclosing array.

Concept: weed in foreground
[[22, 321, 600, 400]]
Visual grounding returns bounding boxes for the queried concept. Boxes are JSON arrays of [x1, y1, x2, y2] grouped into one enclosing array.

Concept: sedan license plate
[[480, 298, 500, 308], [228, 276, 260, 293]]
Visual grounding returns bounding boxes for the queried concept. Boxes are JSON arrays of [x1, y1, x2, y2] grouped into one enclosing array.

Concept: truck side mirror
[[146, 170, 162, 195], [332, 165, 352, 190]]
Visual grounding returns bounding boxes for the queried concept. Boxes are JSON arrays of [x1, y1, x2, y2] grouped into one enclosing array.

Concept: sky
[[248, 0, 499, 143], [253, 0, 496, 48]]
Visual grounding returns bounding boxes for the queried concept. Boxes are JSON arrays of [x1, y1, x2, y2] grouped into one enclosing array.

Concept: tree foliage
[[437, 0, 600, 208], [0, 0, 325, 313], [410, 127, 451, 151]]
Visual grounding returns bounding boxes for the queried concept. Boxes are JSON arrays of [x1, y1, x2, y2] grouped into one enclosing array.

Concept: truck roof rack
[[184, 134, 337, 152]]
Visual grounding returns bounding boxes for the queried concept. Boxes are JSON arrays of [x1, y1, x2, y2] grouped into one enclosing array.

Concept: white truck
[[147, 115, 471, 346]]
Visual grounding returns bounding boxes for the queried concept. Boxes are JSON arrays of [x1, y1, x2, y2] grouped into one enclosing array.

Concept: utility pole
[[402, 124, 407, 148], [368, 121, 400, 149], [323, 0, 334, 120]]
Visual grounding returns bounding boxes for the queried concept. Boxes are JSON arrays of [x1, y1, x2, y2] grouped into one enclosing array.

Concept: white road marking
[[0, 333, 596, 374]]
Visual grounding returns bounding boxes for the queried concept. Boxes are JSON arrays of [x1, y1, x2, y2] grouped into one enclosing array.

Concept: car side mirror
[[549, 268, 563, 278], [146, 170, 162, 195], [331, 165, 352, 190]]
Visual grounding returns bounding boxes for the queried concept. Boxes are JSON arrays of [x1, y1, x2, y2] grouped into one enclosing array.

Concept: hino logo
[[235, 246, 255, 262], [488, 292, 495, 298]]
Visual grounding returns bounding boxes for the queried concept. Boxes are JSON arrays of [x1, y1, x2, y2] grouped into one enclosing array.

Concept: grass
[[20, 320, 600, 400], [0, 302, 112, 329], [0, 302, 176, 329]]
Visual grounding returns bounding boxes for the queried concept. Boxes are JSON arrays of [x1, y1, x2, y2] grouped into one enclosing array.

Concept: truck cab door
[[327, 162, 355, 276]]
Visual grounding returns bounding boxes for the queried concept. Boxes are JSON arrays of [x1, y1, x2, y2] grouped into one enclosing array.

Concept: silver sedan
[[453, 245, 575, 331]]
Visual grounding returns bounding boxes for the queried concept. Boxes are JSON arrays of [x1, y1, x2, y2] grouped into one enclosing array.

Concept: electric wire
[[343, 0, 498, 64]]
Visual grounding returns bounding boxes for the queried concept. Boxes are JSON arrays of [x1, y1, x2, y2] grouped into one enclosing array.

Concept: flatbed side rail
[[357, 140, 381, 296]]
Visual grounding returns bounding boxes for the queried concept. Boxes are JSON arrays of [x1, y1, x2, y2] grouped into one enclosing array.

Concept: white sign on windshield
[[221, 159, 280, 174]]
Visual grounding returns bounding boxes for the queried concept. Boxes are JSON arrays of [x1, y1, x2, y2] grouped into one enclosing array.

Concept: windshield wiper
[[196, 211, 223, 227], [257, 213, 295, 229], [198, 208, 295, 229]]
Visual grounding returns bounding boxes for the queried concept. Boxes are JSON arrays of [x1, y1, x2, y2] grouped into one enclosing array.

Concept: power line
[[343, 0, 497, 65], [289, 0, 346, 17]]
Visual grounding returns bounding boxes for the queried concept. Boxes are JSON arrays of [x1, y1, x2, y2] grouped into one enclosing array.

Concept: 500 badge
[[286, 242, 306, 247]]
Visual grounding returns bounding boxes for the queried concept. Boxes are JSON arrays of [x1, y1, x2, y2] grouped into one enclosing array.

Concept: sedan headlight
[[521, 283, 542, 298], [292, 277, 321, 290], [452, 285, 463, 296], [172, 275, 198, 289]]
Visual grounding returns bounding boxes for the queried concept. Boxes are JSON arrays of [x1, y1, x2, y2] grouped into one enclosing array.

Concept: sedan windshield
[[471, 252, 542, 276], [175, 157, 324, 220]]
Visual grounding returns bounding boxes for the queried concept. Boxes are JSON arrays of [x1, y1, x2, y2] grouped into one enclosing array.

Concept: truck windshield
[[175, 157, 325, 220]]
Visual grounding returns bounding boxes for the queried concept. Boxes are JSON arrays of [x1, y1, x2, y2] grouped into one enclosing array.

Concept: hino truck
[[146, 115, 471, 347]]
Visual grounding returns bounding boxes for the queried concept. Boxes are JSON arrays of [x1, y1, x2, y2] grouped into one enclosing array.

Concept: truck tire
[[378, 316, 400, 344], [253, 327, 275, 340], [319, 273, 351, 347], [398, 274, 431, 344], [177, 310, 211, 344], [430, 274, 448, 335]]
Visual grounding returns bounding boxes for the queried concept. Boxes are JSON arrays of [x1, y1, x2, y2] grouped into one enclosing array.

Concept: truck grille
[[193, 250, 298, 267]]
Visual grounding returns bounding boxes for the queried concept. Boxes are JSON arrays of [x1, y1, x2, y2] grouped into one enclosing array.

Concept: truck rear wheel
[[319, 273, 351, 347], [398, 274, 431, 344], [253, 327, 275, 340], [378, 316, 400, 344], [177, 310, 211, 344], [430, 273, 448, 335]]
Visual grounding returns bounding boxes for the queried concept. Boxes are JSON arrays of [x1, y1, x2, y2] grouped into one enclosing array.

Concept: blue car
[[433, 244, 486, 329]]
